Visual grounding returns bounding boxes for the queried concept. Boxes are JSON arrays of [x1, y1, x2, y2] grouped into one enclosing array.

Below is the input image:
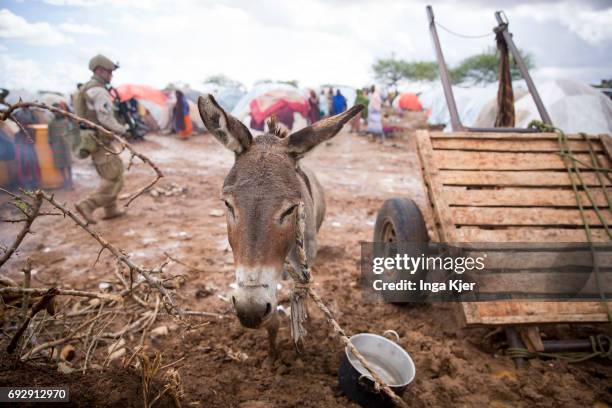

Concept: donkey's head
[[199, 95, 362, 328]]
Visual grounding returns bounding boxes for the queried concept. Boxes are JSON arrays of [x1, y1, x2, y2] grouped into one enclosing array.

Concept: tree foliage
[[372, 48, 534, 87], [450, 47, 534, 85]]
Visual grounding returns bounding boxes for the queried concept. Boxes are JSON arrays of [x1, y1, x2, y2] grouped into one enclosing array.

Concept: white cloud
[[0, 8, 73, 45], [1, 1, 610, 92], [0, 54, 87, 91], [514, 3, 612, 45], [59, 22, 106, 35]]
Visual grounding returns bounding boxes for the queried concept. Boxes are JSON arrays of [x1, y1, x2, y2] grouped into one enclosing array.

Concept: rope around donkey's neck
[[287, 202, 409, 408]]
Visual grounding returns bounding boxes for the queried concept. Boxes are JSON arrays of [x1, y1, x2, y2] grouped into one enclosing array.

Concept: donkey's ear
[[198, 95, 252, 154], [286, 104, 364, 158]]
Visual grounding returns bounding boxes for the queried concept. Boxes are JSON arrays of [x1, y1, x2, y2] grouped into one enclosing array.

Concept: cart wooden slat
[[416, 130, 612, 326]]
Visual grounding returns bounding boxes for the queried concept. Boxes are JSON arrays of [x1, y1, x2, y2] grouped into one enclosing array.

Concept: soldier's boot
[[102, 203, 125, 220], [75, 201, 97, 225]]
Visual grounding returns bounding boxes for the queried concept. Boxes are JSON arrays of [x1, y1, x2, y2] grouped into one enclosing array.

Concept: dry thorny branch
[[0, 103, 221, 403]]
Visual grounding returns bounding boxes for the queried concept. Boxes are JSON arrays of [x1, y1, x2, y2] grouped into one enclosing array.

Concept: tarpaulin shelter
[[249, 89, 309, 128], [116, 84, 172, 130], [115, 84, 168, 106], [232, 83, 308, 132], [474, 78, 612, 134], [395, 92, 423, 111], [420, 82, 526, 131]]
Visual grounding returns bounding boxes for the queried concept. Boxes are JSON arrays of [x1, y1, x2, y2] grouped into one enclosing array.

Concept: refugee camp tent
[[38, 91, 69, 107], [5, 89, 35, 105], [420, 82, 527, 131], [474, 78, 612, 134], [116, 84, 172, 130], [232, 83, 309, 132], [216, 87, 246, 112], [249, 89, 309, 131], [187, 100, 205, 132], [116, 84, 167, 106], [393, 92, 423, 111]]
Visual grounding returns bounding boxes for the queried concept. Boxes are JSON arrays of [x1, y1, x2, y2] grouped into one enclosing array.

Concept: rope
[[529, 120, 612, 325], [287, 202, 408, 407], [507, 335, 612, 363], [435, 21, 494, 39]]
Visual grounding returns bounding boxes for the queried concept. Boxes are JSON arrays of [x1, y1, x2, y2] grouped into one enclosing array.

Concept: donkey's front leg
[[264, 311, 279, 366]]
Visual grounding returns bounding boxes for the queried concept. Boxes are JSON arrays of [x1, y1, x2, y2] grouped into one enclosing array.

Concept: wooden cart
[[373, 130, 612, 352]]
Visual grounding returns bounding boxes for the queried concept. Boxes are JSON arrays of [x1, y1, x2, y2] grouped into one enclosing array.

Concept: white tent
[[420, 81, 527, 131], [231, 82, 298, 121], [475, 78, 612, 134]]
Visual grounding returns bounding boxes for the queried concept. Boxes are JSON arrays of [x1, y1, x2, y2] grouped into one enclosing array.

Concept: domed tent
[[420, 83, 518, 131], [115, 84, 171, 130], [394, 92, 423, 111], [232, 83, 308, 132], [474, 78, 612, 134]]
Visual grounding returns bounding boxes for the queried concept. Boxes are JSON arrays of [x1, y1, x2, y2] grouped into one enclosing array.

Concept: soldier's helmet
[[88, 54, 119, 72]]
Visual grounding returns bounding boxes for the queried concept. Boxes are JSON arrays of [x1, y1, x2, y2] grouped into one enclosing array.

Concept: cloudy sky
[[0, 0, 611, 92]]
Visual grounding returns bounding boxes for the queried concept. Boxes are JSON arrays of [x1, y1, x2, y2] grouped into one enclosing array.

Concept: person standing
[[48, 102, 75, 189], [172, 90, 192, 139], [307, 90, 320, 124], [350, 88, 369, 133], [13, 108, 41, 190], [74, 54, 128, 224], [332, 89, 347, 115], [318, 89, 328, 118], [367, 85, 384, 143], [326, 88, 333, 117]]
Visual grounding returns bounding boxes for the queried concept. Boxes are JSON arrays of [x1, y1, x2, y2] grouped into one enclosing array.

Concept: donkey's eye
[[224, 200, 234, 217], [279, 205, 297, 223]]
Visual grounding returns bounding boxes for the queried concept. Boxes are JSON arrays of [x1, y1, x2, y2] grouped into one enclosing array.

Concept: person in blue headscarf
[[332, 89, 347, 115]]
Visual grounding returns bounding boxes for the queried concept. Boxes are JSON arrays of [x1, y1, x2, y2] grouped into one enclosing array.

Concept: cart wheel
[[373, 198, 429, 302]]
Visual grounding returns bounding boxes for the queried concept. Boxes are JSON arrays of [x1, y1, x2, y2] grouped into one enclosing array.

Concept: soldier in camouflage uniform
[[74, 54, 128, 224]]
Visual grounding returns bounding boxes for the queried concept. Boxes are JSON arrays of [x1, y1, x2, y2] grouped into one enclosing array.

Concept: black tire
[[373, 198, 429, 302]]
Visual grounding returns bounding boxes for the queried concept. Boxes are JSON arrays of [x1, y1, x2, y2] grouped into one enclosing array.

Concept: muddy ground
[[1, 120, 611, 407]]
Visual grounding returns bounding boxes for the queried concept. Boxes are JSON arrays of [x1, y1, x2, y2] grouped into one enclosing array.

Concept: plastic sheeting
[[474, 78, 612, 134], [232, 82, 298, 121], [138, 99, 172, 130], [419, 83, 505, 131], [249, 89, 308, 125], [393, 92, 423, 111], [115, 84, 168, 106]]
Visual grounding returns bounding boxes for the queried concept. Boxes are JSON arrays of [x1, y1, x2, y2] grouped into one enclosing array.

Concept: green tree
[[372, 57, 406, 89], [450, 47, 534, 85], [373, 58, 439, 88], [403, 61, 439, 82]]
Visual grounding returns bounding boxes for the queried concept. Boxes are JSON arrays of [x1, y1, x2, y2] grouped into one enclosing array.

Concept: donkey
[[198, 95, 363, 358]]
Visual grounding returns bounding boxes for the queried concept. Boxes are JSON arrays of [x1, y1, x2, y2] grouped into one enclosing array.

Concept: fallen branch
[[0, 287, 122, 302], [27, 190, 182, 316]]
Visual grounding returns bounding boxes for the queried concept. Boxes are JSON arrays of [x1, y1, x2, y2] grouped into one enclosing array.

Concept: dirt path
[[1, 128, 610, 407]]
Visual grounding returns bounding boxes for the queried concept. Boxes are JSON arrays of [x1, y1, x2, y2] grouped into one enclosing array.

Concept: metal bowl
[[339, 331, 415, 407]]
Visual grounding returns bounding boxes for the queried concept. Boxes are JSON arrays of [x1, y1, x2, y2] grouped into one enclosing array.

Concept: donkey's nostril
[[231, 296, 236, 307], [264, 302, 272, 317]]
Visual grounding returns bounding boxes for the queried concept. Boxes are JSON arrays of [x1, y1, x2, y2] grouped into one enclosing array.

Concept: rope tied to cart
[[286, 202, 408, 407], [531, 120, 612, 321]]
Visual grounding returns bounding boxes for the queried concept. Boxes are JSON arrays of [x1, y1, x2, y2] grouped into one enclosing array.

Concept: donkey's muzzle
[[234, 299, 273, 328]]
